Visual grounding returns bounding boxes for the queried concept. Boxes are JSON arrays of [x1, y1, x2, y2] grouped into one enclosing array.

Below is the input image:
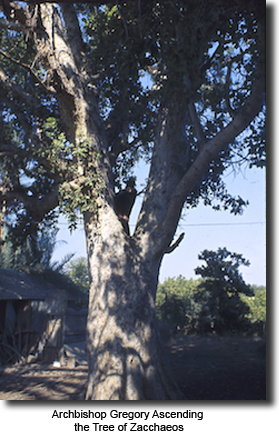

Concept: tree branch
[[0, 89, 62, 179], [188, 101, 206, 147], [33, 3, 92, 143], [225, 60, 235, 119], [200, 42, 220, 75], [0, 1, 26, 30], [155, 23, 265, 255], [0, 68, 44, 113], [0, 142, 62, 181], [0, 48, 55, 94], [110, 135, 140, 166], [0, 17, 25, 31], [164, 232, 185, 254], [0, 183, 59, 219], [60, 3, 86, 66]]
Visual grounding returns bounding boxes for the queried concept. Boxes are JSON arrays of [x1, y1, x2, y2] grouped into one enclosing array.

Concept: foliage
[[156, 249, 266, 335], [0, 224, 59, 270], [0, 219, 87, 303], [193, 248, 254, 333], [81, 1, 265, 205], [156, 276, 202, 333], [195, 247, 252, 286], [0, 217, 77, 285], [58, 136, 104, 230], [241, 285, 266, 333], [0, 3, 265, 399], [63, 256, 90, 294], [0, 1, 265, 245]]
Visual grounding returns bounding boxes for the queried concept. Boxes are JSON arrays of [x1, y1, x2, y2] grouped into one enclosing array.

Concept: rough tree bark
[[84, 56, 265, 398], [0, 2, 265, 400], [84, 211, 182, 399]]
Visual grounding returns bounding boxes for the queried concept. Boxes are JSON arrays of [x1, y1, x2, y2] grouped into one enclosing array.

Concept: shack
[[0, 268, 69, 365]]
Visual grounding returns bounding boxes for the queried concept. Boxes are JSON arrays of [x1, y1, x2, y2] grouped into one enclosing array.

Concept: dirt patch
[[0, 335, 266, 400], [165, 335, 266, 400], [0, 363, 88, 400]]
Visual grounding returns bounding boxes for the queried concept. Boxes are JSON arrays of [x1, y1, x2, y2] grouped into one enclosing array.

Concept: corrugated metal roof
[[0, 268, 62, 300]]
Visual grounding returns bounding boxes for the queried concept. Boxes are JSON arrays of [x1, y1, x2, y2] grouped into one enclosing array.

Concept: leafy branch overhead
[[0, 1, 265, 238]]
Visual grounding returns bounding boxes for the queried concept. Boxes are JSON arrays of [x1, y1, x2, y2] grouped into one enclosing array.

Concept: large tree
[[0, 1, 265, 399]]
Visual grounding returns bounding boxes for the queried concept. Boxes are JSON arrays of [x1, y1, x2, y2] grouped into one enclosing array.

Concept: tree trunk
[[0, 2, 264, 401], [84, 210, 183, 400], [82, 95, 191, 400], [31, 4, 182, 399]]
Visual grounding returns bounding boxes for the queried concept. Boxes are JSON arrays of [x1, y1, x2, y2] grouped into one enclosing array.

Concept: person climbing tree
[[115, 178, 137, 235]]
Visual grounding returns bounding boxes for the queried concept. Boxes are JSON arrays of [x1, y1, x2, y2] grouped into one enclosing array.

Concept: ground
[[166, 335, 266, 400], [0, 335, 266, 400]]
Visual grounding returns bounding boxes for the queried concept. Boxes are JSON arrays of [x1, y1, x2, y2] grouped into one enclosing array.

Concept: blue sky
[[52, 163, 266, 287]]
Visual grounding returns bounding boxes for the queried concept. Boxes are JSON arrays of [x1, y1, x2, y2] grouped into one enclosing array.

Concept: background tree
[[156, 275, 266, 336], [0, 223, 58, 269], [0, 1, 265, 399], [194, 247, 254, 333], [242, 285, 266, 334], [63, 256, 90, 294], [156, 276, 201, 334]]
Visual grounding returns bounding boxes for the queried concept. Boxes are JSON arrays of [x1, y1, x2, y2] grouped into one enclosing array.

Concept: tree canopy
[[194, 247, 254, 332], [0, 1, 265, 242], [156, 248, 265, 335], [0, 1, 265, 399]]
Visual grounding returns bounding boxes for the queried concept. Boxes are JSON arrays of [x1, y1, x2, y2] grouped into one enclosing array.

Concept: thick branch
[[34, 3, 91, 142], [0, 183, 59, 219], [60, 3, 85, 66], [156, 24, 265, 255]]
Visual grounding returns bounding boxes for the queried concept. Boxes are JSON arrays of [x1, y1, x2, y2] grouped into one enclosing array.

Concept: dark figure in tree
[[115, 178, 137, 235]]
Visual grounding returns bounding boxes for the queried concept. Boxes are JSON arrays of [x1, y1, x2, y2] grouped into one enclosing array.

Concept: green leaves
[[156, 268, 265, 335], [0, 1, 265, 240], [57, 136, 103, 229], [195, 247, 251, 281], [82, 0, 264, 208], [193, 247, 254, 333]]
